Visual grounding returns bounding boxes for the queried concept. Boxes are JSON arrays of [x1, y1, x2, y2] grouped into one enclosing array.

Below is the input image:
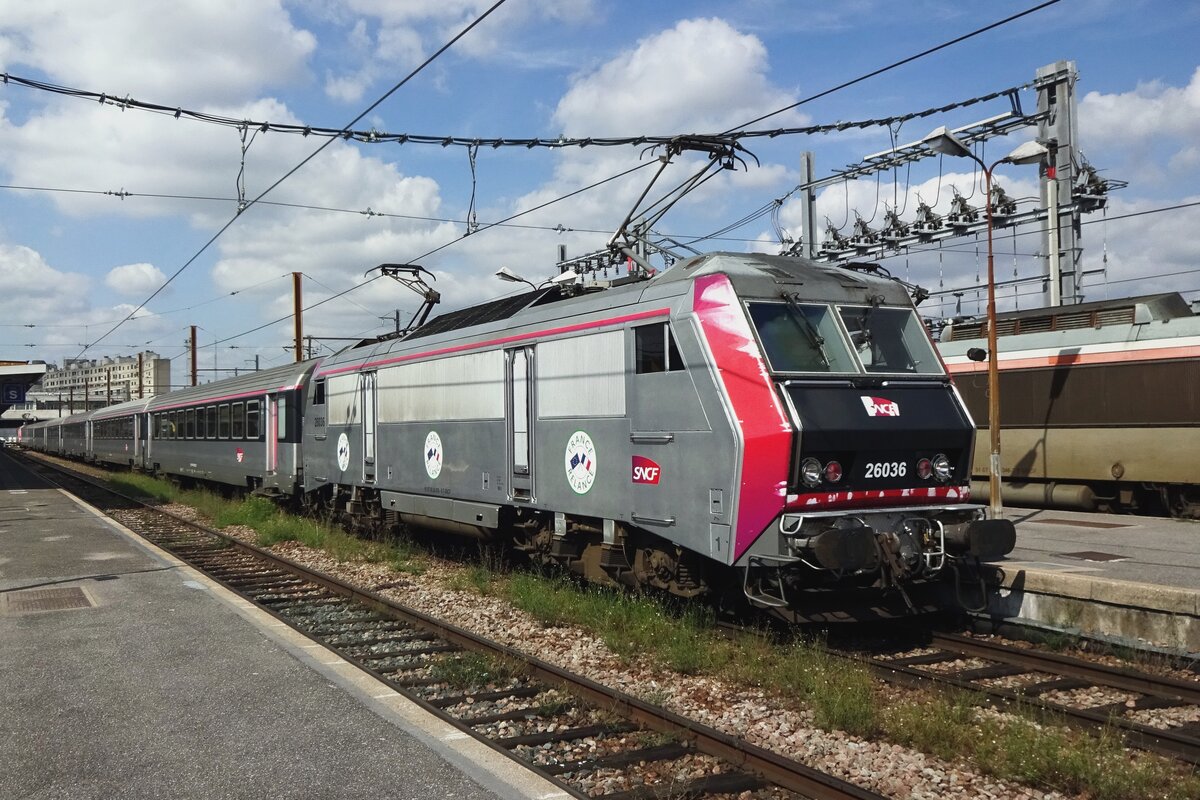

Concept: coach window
[[185, 409, 196, 439], [231, 402, 245, 439], [206, 406, 217, 439], [169, 411, 179, 439], [246, 400, 260, 439], [196, 407, 206, 439], [218, 404, 231, 439], [634, 323, 684, 374]]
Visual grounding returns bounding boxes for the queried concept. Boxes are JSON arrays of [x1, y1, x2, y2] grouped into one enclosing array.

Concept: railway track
[[852, 632, 1200, 764], [22, 453, 884, 800]]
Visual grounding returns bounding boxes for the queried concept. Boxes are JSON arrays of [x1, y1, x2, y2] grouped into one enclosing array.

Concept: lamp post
[[495, 266, 538, 291], [921, 127, 1048, 520], [495, 267, 582, 291]]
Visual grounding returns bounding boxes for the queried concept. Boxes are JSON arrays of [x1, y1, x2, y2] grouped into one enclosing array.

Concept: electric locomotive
[[303, 252, 1014, 621], [938, 292, 1200, 518]]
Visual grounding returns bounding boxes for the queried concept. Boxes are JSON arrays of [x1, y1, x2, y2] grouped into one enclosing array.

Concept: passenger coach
[[143, 361, 317, 494]]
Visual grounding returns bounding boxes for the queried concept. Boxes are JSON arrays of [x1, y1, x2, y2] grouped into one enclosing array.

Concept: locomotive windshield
[[748, 301, 943, 375], [748, 302, 856, 373], [838, 306, 942, 375]]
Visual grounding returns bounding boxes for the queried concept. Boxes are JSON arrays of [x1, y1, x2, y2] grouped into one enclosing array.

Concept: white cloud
[[1079, 66, 1200, 185], [553, 17, 805, 137], [0, 243, 174, 355], [1080, 66, 1200, 148], [470, 17, 805, 271], [0, 0, 316, 104], [105, 263, 167, 296]]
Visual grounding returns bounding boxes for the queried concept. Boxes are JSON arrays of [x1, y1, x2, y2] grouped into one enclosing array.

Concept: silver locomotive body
[[304, 252, 1013, 618]]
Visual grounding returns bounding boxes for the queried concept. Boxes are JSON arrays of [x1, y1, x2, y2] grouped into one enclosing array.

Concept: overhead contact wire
[[75, 0, 510, 359]]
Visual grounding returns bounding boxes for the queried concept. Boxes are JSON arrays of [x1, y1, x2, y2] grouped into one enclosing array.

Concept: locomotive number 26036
[[864, 461, 907, 479]]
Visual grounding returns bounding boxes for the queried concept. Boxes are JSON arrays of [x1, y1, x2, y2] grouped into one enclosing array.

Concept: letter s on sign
[[631, 455, 662, 485]]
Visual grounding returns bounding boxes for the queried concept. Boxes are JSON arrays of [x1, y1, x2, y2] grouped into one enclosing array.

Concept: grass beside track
[[107, 470, 1199, 800]]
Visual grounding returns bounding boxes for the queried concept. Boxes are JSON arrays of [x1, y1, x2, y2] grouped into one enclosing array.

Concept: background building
[[40, 351, 171, 402], [2, 352, 172, 430]]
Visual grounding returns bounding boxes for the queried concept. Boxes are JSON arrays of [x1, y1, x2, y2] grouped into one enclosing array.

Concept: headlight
[[932, 453, 952, 482], [800, 457, 822, 487]]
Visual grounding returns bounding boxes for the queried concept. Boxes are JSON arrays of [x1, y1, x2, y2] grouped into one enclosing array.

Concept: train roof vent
[[1052, 310, 1096, 330], [948, 322, 985, 340], [1097, 307, 1136, 326], [1016, 316, 1053, 334]]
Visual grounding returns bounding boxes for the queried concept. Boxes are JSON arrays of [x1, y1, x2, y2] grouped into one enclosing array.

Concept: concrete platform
[[982, 505, 1200, 653], [0, 449, 568, 800]]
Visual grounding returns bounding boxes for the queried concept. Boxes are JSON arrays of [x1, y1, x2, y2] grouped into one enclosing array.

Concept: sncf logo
[[861, 396, 900, 417], [632, 455, 662, 485]]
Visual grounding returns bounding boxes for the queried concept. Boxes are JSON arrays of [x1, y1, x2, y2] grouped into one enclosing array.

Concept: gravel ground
[[219, 535, 1061, 799]]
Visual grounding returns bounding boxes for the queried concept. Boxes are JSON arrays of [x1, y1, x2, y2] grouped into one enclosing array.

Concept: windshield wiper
[[851, 293, 886, 353], [781, 292, 830, 367]]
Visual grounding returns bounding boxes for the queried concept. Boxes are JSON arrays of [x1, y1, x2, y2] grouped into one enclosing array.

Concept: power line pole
[[137, 352, 144, 399], [190, 325, 198, 387], [293, 271, 303, 363]]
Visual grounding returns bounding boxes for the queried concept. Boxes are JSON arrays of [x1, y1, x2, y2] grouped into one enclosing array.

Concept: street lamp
[[495, 267, 582, 290], [921, 126, 1049, 521], [495, 266, 537, 290]]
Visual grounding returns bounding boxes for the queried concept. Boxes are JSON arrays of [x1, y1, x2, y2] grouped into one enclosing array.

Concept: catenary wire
[[0, 69, 1034, 150], [74, 0, 510, 360], [726, 0, 1062, 131]]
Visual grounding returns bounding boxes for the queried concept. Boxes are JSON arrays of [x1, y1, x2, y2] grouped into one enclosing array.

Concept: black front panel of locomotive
[[783, 381, 974, 493]]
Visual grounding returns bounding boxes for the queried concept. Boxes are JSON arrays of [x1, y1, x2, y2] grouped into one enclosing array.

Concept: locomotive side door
[[360, 371, 377, 483], [506, 347, 534, 501]]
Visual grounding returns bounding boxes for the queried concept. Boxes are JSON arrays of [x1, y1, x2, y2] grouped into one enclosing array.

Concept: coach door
[[266, 396, 278, 475], [360, 372, 377, 483], [506, 347, 534, 501]]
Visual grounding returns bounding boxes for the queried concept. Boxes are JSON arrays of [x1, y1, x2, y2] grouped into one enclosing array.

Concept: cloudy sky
[[1, 0, 1198, 382]]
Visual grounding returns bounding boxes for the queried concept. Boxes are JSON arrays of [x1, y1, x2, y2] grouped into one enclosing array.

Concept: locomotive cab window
[[837, 306, 943, 375], [634, 323, 684, 374], [748, 302, 856, 374]]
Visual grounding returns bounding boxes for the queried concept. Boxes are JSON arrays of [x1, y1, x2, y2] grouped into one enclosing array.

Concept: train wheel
[[1168, 486, 1200, 520]]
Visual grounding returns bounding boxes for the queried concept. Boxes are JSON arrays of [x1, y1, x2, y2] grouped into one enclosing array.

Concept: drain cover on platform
[[1055, 550, 1130, 563], [0, 586, 93, 614]]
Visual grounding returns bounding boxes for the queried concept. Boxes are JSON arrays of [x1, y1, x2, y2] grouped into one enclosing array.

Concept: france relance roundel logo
[[424, 430, 443, 480], [565, 430, 597, 494], [336, 432, 351, 472]]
